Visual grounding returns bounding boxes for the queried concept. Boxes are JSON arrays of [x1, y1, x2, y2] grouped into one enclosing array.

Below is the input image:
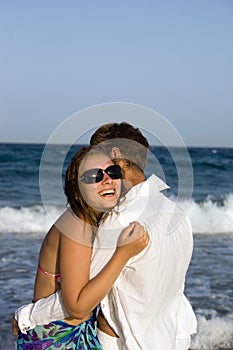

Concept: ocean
[[0, 143, 232, 349]]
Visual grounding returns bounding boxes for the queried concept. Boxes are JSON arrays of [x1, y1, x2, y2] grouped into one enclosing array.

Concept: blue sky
[[1, 0, 233, 147]]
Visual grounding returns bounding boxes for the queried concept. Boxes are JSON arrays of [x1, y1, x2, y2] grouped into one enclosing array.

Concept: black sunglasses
[[80, 165, 122, 184]]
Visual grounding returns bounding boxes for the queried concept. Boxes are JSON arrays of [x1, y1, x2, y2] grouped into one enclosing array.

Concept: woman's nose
[[102, 172, 112, 183]]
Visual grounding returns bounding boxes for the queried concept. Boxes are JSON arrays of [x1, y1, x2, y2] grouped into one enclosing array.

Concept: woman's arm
[[13, 221, 148, 333], [60, 221, 149, 319]]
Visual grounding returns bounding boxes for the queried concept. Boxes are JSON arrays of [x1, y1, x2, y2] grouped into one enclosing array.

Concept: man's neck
[[117, 159, 146, 190], [123, 168, 145, 191]]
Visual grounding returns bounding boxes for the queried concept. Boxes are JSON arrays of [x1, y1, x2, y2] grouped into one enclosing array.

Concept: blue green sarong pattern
[[17, 312, 103, 350]]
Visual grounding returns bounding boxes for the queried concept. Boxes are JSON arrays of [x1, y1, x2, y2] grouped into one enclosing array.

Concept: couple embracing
[[14, 122, 197, 349]]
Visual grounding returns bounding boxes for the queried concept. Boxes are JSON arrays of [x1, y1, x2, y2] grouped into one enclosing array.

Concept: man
[[14, 122, 197, 349]]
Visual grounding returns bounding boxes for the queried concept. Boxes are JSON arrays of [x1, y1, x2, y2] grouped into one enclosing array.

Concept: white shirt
[[15, 175, 196, 349], [91, 174, 197, 349]]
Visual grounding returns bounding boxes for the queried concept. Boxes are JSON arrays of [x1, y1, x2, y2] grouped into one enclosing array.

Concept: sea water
[[0, 144, 232, 349]]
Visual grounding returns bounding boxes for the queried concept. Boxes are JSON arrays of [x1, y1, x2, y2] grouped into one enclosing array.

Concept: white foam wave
[[190, 314, 233, 349], [0, 194, 233, 235], [0, 205, 62, 235], [187, 194, 233, 234]]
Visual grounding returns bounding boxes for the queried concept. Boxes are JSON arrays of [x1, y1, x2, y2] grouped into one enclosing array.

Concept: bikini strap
[[38, 264, 61, 282]]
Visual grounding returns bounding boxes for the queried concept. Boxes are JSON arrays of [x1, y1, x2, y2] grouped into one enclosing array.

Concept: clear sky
[[1, 0, 233, 147]]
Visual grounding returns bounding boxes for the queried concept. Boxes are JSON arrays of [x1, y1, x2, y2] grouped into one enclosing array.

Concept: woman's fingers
[[118, 222, 150, 251]]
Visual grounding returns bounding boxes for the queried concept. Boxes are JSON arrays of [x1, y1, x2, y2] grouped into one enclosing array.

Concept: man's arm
[[14, 291, 69, 334]]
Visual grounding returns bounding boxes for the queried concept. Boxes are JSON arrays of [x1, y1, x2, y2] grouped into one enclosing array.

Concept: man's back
[[91, 175, 197, 350]]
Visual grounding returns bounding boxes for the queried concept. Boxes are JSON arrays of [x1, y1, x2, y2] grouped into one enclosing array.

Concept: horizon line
[[0, 141, 232, 149]]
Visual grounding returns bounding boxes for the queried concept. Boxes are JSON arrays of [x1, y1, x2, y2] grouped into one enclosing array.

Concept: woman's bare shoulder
[[56, 208, 93, 247]]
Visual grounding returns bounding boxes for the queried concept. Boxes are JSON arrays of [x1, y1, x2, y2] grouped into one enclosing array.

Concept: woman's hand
[[117, 221, 149, 259]]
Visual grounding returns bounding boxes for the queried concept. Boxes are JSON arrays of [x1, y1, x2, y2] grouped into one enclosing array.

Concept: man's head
[[90, 122, 150, 188], [90, 122, 149, 171]]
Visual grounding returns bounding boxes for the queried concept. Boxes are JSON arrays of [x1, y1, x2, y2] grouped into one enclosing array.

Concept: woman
[[16, 146, 149, 349]]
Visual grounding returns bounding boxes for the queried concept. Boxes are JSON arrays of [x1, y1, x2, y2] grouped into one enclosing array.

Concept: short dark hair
[[90, 122, 149, 170]]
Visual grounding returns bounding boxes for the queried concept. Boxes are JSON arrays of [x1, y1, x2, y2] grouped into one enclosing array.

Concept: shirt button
[[101, 303, 105, 308]]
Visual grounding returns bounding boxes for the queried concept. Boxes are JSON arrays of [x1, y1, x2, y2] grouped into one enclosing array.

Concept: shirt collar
[[117, 173, 169, 208]]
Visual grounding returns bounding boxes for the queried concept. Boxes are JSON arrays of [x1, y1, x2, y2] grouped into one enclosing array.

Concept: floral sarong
[[17, 311, 103, 349]]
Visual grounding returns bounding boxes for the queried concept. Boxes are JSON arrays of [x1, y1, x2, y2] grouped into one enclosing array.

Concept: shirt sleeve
[[15, 291, 69, 334]]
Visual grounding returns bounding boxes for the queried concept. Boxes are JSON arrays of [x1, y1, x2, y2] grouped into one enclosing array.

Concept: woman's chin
[[100, 197, 118, 211]]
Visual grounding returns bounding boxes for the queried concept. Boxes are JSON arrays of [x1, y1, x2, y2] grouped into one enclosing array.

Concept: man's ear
[[111, 147, 122, 158]]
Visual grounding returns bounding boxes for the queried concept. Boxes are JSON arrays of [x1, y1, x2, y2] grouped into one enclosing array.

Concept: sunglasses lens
[[106, 165, 122, 179], [80, 165, 122, 184], [95, 169, 104, 183], [81, 169, 103, 184]]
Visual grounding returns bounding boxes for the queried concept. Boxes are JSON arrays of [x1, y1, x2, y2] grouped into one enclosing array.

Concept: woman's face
[[78, 153, 121, 213]]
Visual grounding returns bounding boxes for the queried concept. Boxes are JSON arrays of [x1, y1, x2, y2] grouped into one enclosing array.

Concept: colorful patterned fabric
[[17, 311, 103, 349]]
